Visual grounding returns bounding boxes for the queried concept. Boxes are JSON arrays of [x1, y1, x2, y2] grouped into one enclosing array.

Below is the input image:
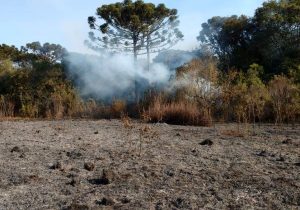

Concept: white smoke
[[65, 52, 172, 102]]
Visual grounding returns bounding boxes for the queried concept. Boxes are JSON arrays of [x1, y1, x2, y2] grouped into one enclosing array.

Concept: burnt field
[[0, 120, 299, 210]]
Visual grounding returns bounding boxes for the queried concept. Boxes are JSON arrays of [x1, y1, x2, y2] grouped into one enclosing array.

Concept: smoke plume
[[65, 52, 172, 102]]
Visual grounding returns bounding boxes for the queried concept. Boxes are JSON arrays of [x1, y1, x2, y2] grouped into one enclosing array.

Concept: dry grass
[[220, 129, 246, 138], [111, 99, 126, 118], [0, 95, 14, 118], [73, 99, 126, 119], [146, 96, 211, 126]]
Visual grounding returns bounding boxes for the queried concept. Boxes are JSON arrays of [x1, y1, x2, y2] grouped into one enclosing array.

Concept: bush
[[268, 75, 300, 124]]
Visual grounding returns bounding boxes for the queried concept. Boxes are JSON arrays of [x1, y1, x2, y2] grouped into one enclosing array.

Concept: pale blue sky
[[0, 0, 265, 53]]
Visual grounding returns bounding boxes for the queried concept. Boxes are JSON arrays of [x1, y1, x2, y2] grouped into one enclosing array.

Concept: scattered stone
[[19, 153, 26, 158], [9, 173, 27, 186], [96, 197, 115, 206], [282, 138, 292, 144], [171, 198, 190, 209], [94, 131, 99, 134], [67, 177, 80, 187], [120, 197, 130, 204], [64, 203, 90, 210], [49, 161, 63, 170], [61, 188, 72, 196], [89, 169, 114, 185], [256, 150, 267, 157], [35, 130, 40, 134], [84, 162, 95, 171], [155, 201, 164, 210], [89, 177, 109, 185], [165, 168, 175, 177], [199, 139, 213, 146], [70, 168, 81, 173], [66, 172, 78, 179], [175, 133, 181, 137], [191, 148, 198, 154], [276, 156, 285, 162], [66, 150, 82, 159], [11, 146, 21, 153]]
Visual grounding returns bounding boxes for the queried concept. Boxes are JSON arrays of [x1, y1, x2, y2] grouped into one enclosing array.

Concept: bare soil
[[0, 120, 299, 210]]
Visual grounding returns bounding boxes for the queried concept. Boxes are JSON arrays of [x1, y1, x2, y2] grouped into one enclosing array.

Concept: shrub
[[268, 75, 300, 124], [174, 57, 219, 123]]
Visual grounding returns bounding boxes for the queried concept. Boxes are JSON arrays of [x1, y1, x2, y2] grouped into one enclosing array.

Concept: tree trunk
[[133, 38, 139, 102], [146, 35, 150, 71]]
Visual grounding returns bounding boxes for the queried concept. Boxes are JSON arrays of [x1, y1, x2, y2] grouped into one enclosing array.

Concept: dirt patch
[[0, 120, 299, 209]]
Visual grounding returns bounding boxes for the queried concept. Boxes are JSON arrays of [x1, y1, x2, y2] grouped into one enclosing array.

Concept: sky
[[0, 0, 265, 53]]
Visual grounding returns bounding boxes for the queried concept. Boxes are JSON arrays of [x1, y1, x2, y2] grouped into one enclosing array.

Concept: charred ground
[[0, 120, 299, 209]]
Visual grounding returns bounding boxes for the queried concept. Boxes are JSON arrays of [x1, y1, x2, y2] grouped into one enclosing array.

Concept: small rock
[[89, 169, 114, 185], [155, 201, 164, 210], [96, 197, 115, 206], [175, 133, 181, 137], [94, 131, 99, 134], [282, 139, 292, 144], [67, 177, 80, 186], [276, 156, 285, 162], [171, 198, 190, 209], [84, 162, 95, 171], [294, 162, 300, 167], [49, 161, 63, 170], [11, 146, 21, 153], [199, 139, 213, 146], [120, 197, 130, 204], [257, 150, 267, 157], [165, 168, 175, 177], [65, 203, 90, 210], [66, 150, 82, 159], [19, 153, 26, 158], [70, 168, 81, 173]]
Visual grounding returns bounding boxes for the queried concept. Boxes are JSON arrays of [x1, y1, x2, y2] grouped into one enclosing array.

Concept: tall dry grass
[[146, 96, 211, 126], [0, 95, 15, 118]]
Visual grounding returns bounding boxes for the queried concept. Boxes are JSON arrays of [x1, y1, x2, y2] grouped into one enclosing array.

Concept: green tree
[[87, 0, 183, 63], [197, 15, 254, 71], [253, 0, 300, 76], [138, 2, 183, 69], [0, 44, 20, 60], [0, 43, 79, 118], [21, 42, 67, 63], [197, 0, 300, 77]]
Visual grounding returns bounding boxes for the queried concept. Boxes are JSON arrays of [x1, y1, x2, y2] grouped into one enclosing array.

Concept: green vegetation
[[0, 0, 299, 125], [0, 44, 79, 118], [198, 0, 300, 77]]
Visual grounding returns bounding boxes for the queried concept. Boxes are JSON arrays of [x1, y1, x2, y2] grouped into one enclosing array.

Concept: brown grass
[[111, 99, 126, 118], [146, 97, 211, 126], [0, 95, 14, 118], [220, 129, 246, 138]]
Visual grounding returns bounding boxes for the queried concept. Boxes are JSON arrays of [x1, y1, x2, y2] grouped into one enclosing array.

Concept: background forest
[[0, 0, 299, 125]]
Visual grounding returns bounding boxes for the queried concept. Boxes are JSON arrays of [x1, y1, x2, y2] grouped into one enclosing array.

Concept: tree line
[[0, 0, 299, 124], [0, 43, 79, 118], [198, 0, 300, 78]]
